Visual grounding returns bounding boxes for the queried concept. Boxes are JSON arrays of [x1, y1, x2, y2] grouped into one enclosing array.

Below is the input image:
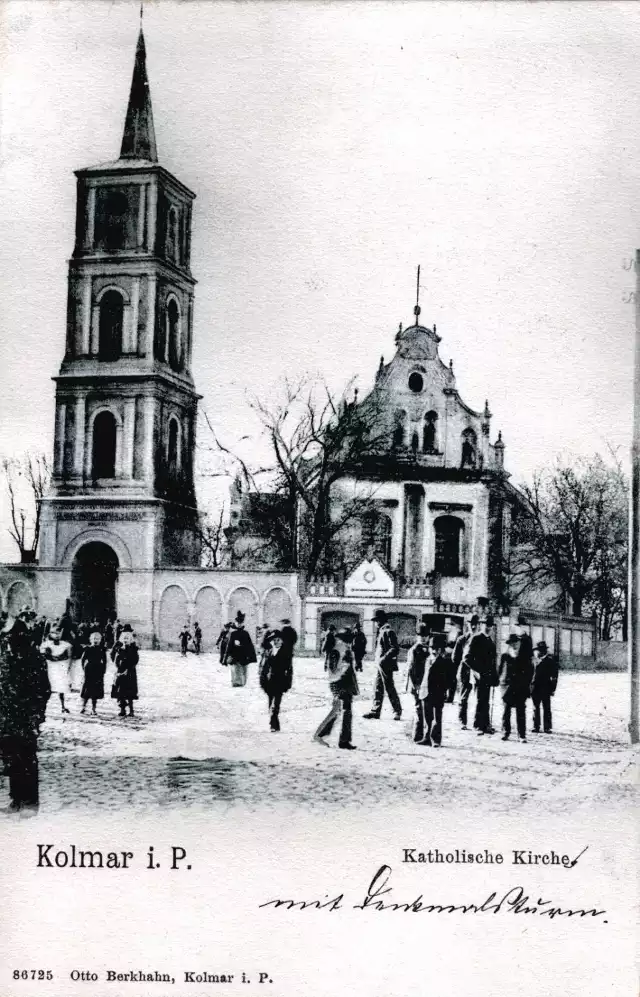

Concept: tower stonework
[[38, 28, 201, 635]]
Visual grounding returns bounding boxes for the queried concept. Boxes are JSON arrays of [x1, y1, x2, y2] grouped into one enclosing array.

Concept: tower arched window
[[92, 411, 117, 480], [167, 298, 181, 371], [98, 291, 124, 361], [96, 188, 128, 252], [434, 515, 464, 576], [392, 410, 407, 448], [167, 417, 180, 476], [423, 410, 438, 452], [166, 206, 179, 263], [461, 427, 477, 468]]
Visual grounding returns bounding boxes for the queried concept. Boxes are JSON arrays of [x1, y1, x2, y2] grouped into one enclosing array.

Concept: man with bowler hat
[[498, 633, 534, 742], [363, 609, 402, 721], [531, 640, 559, 733], [463, 613, 498, 735], [405, 624, 430, 742]]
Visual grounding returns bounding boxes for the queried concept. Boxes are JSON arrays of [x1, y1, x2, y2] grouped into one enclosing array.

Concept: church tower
[[39, 26, 201, 630]]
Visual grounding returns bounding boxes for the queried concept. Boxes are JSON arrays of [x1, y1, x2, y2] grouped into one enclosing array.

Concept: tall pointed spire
[[120, 25, 157, 162]]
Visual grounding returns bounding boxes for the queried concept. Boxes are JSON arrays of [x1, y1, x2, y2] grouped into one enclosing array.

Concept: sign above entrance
[[345, 559, 394, 598]]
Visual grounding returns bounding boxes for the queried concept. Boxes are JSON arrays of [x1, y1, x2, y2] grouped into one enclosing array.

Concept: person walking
[[463, 614, 498, 735], [352, 621, 367, 672], [417, 632, 450, 747], [80, 630, 107, 715], [259, 630, 293, 732], [193, 622, 203, 655], [454, 618, 473, 729], [111, 625, 139, 718], [363, 609, 402, 721], [405, 625, 430, 742], [40, 623, 73, 715], [498, 633, 534, 742], [0, 617, 50, 810], [223, 612, 257, 687], [314, 629, 359, 749], [530, 640, 559, 733]]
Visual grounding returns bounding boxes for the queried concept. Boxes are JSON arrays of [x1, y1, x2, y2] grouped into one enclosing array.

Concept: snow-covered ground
[[21, 652, 637, 816]]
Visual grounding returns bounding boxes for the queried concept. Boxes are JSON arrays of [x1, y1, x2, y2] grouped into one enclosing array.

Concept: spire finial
[[120, 20, 158, 162], [140, 2, 144, 23], [413, 264, 421, 324]]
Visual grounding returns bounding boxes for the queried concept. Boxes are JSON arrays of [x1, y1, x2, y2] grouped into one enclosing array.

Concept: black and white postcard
[[0, 2, 637, 995]]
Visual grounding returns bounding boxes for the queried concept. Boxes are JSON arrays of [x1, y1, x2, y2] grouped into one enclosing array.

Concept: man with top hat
[[462, 613, 498, 735], [530, 640, 559, 733], [314, 628, 359, 749], [405, 624, 430, 742], [352, 620, 367, 672], [363, 609, 402, 721], [498, 633, 534, 742], [223, 611, 257, 687]]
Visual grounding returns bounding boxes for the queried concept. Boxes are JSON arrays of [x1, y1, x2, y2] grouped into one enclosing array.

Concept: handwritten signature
[[259, 864, 608, 922]]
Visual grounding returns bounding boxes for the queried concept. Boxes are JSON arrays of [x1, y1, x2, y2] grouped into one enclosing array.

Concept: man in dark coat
[[498, 633, 534, 742], [531, 640, 559, 733], [0, 617, 50, 809], [314, 629, 359, 749], [418, 633, 450, 747], [279, 619, 298, 665], [216, 622, 232, 663], [363, 609, 402, 721], [320, 625, 337, 670], [259, 630, 294, 731], [463, 614, 498, 735], [454, 618, 473, 729], [352, 621, 367, 672], [405, 624, 430, 742], [223, 612, 257, 686], [193, 622, 202, 655]]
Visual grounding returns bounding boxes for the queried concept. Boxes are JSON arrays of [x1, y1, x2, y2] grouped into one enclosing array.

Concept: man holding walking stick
[[462, 613, 498, 735]]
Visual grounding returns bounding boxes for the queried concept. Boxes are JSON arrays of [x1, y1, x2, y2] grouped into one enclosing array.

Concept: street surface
[[5, 652, 636, 816]]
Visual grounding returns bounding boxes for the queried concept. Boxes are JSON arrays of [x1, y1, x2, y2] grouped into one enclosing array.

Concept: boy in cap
[[531, 640, 559, 733], [363, 609, 402, 721], [417, 633, 450, 746]]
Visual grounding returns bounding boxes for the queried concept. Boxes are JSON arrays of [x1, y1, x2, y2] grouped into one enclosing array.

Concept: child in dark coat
[[111, 626, 139, 718], [80, 631, 107, 715]]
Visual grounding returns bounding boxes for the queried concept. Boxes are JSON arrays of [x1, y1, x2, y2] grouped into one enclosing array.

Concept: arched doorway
[[70, 542, 119, 624]]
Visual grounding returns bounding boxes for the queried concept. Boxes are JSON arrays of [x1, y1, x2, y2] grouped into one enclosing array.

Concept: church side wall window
[[92, 411, 117, 480], [98, 290, 124, 360], [393, 410, 408, 448], [423, 410, 438, 453], [434, 515, 465, 576], [461, 427, 477, 468]]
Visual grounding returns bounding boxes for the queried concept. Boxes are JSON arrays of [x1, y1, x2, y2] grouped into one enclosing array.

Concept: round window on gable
[[408, 371, 424, 393]]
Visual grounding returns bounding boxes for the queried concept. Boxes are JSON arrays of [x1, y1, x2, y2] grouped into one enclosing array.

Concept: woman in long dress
[[111, 626, 139, 718], [40, 624, 72, 714], [80, 630, 107, 715]]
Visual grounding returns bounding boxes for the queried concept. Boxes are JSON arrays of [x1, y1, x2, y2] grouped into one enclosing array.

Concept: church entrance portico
[[70, 542, 119, 623]]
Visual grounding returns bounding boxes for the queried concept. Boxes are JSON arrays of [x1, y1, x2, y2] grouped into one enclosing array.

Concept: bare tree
[[1, 453, 51, 563], [509, 453, 628, 634], [202, 377, 388, 576], [197, 503, 230, 569]]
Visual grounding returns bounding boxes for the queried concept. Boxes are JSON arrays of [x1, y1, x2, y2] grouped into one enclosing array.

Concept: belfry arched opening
[[70, 542, 119, 623]]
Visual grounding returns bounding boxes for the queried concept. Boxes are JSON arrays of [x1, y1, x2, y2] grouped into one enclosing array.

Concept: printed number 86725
[[13, 971, 53, 980]]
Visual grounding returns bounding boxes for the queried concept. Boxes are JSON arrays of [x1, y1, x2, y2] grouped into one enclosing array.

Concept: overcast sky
[[1, 0, 639, 561]]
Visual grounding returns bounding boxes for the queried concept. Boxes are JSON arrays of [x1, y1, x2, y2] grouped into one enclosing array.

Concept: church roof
[[120, 27, 157, 163]]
